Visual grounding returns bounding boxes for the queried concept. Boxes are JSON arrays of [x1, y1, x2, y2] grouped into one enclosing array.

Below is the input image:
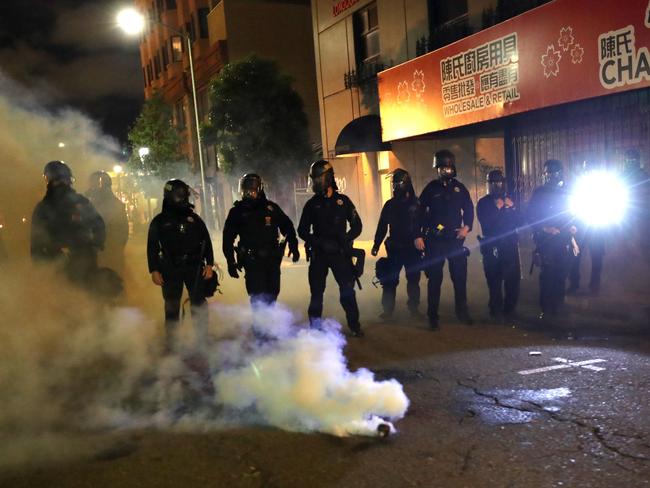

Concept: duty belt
[[169, 253, 201, 266]]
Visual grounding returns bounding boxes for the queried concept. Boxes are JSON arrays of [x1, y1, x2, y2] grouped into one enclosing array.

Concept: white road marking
[[518, 357, 607, 375]]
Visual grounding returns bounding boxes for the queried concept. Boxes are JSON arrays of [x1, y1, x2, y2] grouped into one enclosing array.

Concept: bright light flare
[[113, 164, 124, 174], [117, 8, 145, 35], [569, 170, 629, 227]]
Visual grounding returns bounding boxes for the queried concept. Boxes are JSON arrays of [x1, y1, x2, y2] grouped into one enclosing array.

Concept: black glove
[[227, 261, 239, 279], [371, 244, 380, 257], [288, 244, 300, 263]]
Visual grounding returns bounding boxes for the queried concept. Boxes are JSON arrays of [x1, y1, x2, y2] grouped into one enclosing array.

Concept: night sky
[[0, 0, 143, 145]]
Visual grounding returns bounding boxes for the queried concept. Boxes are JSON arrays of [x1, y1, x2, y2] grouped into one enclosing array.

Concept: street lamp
[[117, 7, 209, 219], [138, 147, 150, 161]]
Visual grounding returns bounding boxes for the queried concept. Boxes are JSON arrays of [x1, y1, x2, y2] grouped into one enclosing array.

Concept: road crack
[[456, 381, 650, 467]]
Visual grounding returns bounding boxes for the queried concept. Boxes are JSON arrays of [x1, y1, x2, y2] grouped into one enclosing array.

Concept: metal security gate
[[508, 88, 650, 200]]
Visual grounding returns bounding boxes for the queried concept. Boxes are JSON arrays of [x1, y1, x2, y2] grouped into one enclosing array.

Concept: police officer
[[527, 159, 576, 319], [414, 150, 474, 330], [223, 173, 299, 308], [298, 160, 364, 337], [147, 179, 214, 351], [31, 161, 105, 285], [476, 169, 521, 320], [86, 171, 129, 274], [372, 168, 422, 319]]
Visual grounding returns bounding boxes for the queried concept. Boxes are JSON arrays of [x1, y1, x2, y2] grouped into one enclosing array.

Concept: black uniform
[[223, 196, 298, 306], [31, 184, 105, 284], [147, 201, 214, 345], [298, 192, 362, 333], [417, 179, 474, 322], [373, 195, 421, 315], [527, 184, 574, 315], [476, 194, 521, 316]]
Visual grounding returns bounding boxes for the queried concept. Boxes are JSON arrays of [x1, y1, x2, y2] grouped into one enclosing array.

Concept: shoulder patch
[[187, 216, 194, 222], [267, 204, 274, 212], [454, 186, 461, 193], [336, 199, 344, 206]]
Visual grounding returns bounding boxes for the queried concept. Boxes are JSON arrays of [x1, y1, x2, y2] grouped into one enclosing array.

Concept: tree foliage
[[127, 92, 184, 178], [205, 55, 312, 183]]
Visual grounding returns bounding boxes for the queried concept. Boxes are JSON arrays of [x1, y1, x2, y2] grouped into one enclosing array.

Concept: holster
[[351, 247, 365, 278]]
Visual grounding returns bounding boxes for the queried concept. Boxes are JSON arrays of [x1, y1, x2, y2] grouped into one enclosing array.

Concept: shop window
[[146, 64, 153, 85], [142, 67, 147, 87], [198, 8, 209, 39], [353, 3, 380, 65], [166, 0, 176, 9], [156, 0, 164, 18], [171, 36, 183, 62]]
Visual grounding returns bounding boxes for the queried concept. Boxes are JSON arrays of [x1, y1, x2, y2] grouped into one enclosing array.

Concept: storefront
[[378, 0, 650, 202]]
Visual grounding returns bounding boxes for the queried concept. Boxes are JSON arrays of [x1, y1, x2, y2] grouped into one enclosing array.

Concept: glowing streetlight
[[138, 147, 150, 159], [116, 8, 209, 220], [58, 142, 66, 148], [116, 8, 146, 36], [113, 164, 124, 174]]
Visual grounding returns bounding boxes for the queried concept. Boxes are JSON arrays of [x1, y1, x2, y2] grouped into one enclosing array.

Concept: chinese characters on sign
[[440, 33, 520, 117], [598, 25, 650, 89]]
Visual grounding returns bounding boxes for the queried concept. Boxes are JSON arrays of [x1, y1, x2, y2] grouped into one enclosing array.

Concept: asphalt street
[[1, 240, 649, 488]]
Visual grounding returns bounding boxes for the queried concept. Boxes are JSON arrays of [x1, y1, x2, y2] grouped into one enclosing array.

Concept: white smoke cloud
[[0, 71, 409, 469], [0, 263, 408, 467]]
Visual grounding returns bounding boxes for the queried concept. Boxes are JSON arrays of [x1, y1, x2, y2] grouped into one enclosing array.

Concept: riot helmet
[[433, 150, 457, 181], [391, 168, 413, 197], [486, 169, 506, 196], [624, 148, 641, 173], [43, 160, 73, 186], [88, 171, 112, 192], [163, 179, 191, 208], [542, 159, 564, 187], [239, 173, 264, 200], [309, 160, 335, 195]]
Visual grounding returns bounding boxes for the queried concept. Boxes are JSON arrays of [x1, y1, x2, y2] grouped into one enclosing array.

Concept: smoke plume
[[0, 70, 409, 469]]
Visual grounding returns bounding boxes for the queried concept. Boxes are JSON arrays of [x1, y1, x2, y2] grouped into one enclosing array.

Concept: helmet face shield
[[437, 165, 457, 180], [542, 160, 564, 187], [543, 168, 563, 186], [487, 170, 505, 196], [170, 186, 189, 205], [310, 173, 329, 194], [391, 169, 411, 196], [433, 150, 457, 180], [164, 179, 191, 208], [239, 174, 263, 200], [309, 160, 335, 194]]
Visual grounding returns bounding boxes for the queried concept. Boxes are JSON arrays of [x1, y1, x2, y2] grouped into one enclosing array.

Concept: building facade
[[135, 0, 320, 224], [311, 0, 650, 239]]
